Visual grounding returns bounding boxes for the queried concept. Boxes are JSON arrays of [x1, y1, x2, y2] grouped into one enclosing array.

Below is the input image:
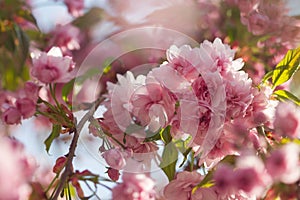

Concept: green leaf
[[173, 137, 192, 168], [72, 8, 104, 30], [17, 9, 38, 26], [160, 142, 178, 181], [220, 154, 237, 165], [273, 89, 300, 106], [174, 136, 192, 153], [144, 129, 161, 142], [44, 124, 62, 153], [62, 79, 75, 102], [261, 70, 273, 83], [160, 126, 172, 144], [272, 47, 300, 87], [13, 24, 30, 71]]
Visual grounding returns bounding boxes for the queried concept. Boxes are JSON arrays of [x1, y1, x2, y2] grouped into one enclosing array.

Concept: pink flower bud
[[2, 107, 22, 125], [53, 156, 67, 174], [107, 167, 120, 182], [64, 0, 84, 17]]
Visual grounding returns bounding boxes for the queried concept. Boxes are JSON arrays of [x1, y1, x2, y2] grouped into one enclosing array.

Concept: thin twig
[[51, 98, 103, 200]]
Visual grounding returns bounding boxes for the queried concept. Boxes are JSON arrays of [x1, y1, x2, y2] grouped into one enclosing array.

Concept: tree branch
[[51, 98, 103, 200]]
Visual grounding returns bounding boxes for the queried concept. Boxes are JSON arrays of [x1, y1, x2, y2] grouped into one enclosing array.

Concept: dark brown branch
[[51, 98, 103, 200]]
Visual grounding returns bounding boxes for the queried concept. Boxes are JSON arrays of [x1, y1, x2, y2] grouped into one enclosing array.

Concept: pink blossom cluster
[[214, 144, 300, 198], [0, 82, 39, 125], [0, 136, 35, 199], [162, 142, 300, 200], [98, 38, 258, 170], [163, 170, 258, 200], [97, 38, 300, 199]]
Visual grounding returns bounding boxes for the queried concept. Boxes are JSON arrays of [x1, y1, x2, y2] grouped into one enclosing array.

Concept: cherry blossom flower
[[23, 81, 40, 102], [31, 47, 75, 84], [0, 81, 40, 125], [166, 45, 202, 81], [102, 148, 127, 170], [112, 173, 156, 200], [1, 106, 22, 125], [224, 70, 253, 119], [16, 98, 36, 119], [234, 153, 271, 197], [213, 164, 235, 195], [191, 187, 218, 200], [130, 74, 176, 132], [49, 24, 81, 54], [274, 101, 300, 139], [244, 85, 277, 128], [242, 9, 271, 35], [104, 71, 145, 133], [164, 171, 202, 200], [266, 143, 300, 184], [0, 136, 35, 199]]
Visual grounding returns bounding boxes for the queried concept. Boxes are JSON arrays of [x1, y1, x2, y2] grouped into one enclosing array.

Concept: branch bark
[[51, 98, 103, 200]]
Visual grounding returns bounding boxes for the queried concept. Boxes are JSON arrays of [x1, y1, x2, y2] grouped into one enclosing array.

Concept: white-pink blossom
[[112, 173, 156, 200], [213, 164, 235, 195], [102, 148, 127, 170], [274, 101, 300, 139], [234, 153, 271, 197], [105, 71, 145, 132], [130, 74, 176, 132], [266, 143, 300, 184], [224, 70, 253, 119], [49, 24, 81, 53], [198, 38, 243, 74], [164, 171, 202, 200], [31, 47, 75, 84]]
